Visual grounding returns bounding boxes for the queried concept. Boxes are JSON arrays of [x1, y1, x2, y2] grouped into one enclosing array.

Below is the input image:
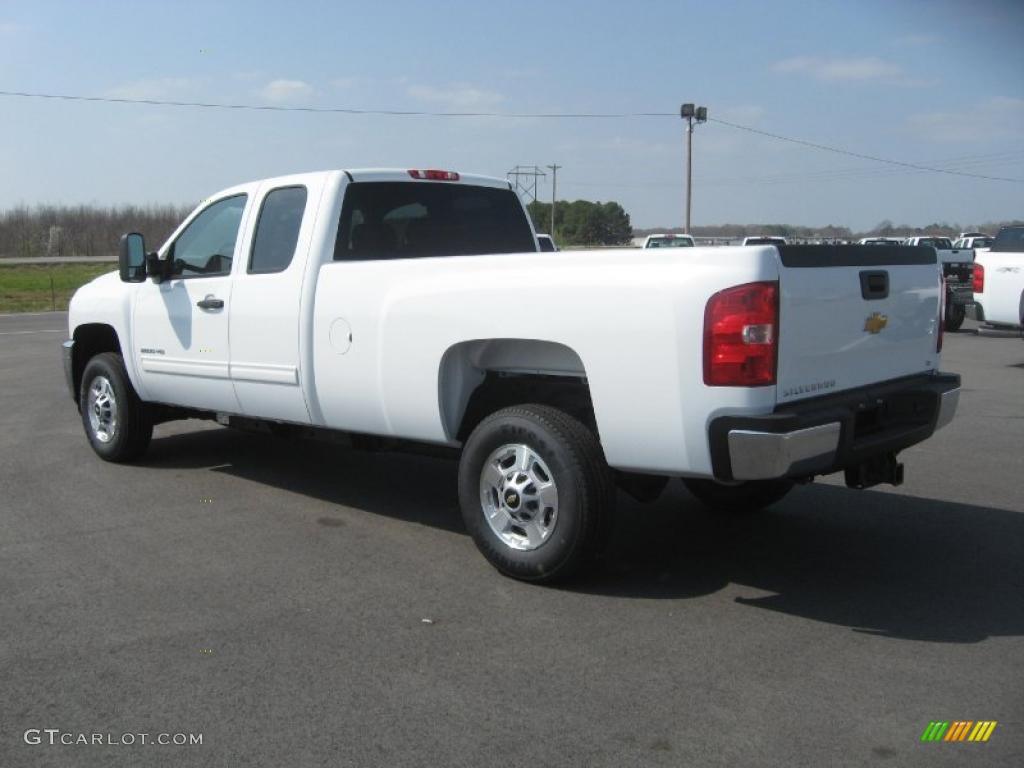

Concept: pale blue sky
[[0, 0, 1021, 229]]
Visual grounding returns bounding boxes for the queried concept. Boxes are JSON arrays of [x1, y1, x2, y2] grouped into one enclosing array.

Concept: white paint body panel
[[310, 247, 779, 476], [975, 250, 1024, 327], [776, 262, 940, 403], [67, 168, 946, 478], [227, 172, 328, 423], [132, 273, 239, 412]]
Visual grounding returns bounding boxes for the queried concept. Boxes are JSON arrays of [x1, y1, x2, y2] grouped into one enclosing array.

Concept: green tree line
[[526, 200, 632, 246]]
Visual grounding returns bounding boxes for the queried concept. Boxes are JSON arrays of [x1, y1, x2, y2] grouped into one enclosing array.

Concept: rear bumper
[[709, 372, 960, 482], [947, 282, 974, 306]]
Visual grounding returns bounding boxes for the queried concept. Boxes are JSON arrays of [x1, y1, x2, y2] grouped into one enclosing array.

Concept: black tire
[[458, 404, 613, 583], [682, 478, 793, 514], [79, 352, 153, 462], [944, 301, 965, 332]]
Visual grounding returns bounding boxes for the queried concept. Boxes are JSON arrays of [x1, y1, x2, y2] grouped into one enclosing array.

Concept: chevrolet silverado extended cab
[[901, 236, 975, 331], [63, 168, 960, 582], [973, 225, 1024, 329]]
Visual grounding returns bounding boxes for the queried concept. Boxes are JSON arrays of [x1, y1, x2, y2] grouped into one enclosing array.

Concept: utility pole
[[506, 165, 546, 205], [680, 103, 708, 234], [546, 164, 561, 236]]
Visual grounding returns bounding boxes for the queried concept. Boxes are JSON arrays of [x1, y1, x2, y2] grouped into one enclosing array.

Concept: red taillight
[[703, 281, 779, 387], [408, 169, 460, 181], [972, 262, 984, 293]]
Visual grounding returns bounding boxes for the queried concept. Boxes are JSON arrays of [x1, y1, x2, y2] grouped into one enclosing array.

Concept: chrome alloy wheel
[[87, 375, 118, 443], [479, 443, 559, 551]]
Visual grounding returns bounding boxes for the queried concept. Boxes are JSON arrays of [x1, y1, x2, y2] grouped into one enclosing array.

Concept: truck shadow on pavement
[[141, 425, 1023, 644], [590, 481, 1024, 644], [141, 425, 466, 533]]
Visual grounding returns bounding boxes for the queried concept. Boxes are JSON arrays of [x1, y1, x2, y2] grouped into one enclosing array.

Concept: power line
[[560, 151, 1024, 190], [708, 116, 1023, 183], [2, 88, 1021, 183], [0, 89, 672, 119]]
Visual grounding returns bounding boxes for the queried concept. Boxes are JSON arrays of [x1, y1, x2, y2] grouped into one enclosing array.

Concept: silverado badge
[[864, 312, 888, 334]]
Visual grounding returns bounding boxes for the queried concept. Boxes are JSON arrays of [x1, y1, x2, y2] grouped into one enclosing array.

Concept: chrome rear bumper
[[727, 423, 841, 481], [710, 372, 961, 483]]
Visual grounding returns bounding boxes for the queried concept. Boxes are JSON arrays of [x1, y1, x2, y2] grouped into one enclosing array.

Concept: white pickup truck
[[63, 168, 960, 582], [642, 233, 695, 248], [973, 225, 1024, 329], [952, 235, 993, 251], [901, 236, 975, 331], [742, 236, 788, 247]]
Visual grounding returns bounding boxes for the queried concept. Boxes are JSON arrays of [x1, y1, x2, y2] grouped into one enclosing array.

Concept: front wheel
[[683, 478, 793, 514], [79, 352, 153, 462], [458, 404, 613, 583]]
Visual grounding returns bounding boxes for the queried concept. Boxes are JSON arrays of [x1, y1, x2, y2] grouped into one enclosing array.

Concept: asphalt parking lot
[[1, 311, 1021, 767]]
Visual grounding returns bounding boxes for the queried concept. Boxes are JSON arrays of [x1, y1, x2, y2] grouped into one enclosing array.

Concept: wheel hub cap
[[480, 443, 559, 551], [87, 375, 118, 444]]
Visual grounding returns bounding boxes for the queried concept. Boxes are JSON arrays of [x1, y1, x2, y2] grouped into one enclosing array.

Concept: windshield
[[916, 238, 952, 249]]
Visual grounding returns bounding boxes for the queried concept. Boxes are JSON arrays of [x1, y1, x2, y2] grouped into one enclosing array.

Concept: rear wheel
[[79, 352, 152, 462], [683, 478, 793, 514], [944, 301, 965, 332], [458, 404, 612, 582]]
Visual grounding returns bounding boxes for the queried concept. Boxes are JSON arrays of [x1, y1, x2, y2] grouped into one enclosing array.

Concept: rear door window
[[249, 186, 308, 274], [334, 182, 536, 261]]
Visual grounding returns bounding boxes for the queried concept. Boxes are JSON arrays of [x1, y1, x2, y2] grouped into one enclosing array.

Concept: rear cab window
[[334, 182, 536, 261], [992, 227, 1024, 253]]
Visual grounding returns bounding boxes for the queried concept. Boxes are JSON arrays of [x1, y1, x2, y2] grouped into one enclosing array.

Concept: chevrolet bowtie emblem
[[864, 312, 888, 334]]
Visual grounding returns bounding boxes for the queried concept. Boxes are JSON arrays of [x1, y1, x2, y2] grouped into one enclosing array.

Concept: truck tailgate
[[775, 245, 941, 403]]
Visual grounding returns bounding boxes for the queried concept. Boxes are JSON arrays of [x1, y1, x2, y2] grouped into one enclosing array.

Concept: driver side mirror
[[118, 233, 147, 282]]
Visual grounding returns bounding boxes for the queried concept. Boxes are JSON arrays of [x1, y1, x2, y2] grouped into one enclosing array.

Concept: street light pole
[[546, 164, 561, 237], [685, 120, 693, 234], [680, 103, 708, 234]]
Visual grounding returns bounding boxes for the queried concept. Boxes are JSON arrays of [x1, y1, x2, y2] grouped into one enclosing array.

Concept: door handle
[[196, 295, 224, 310]]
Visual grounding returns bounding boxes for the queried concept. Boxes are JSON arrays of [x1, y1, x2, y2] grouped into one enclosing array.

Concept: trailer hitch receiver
[[844, 453, 904, 489]]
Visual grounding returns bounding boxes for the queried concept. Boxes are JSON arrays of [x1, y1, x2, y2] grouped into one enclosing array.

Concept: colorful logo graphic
[[921, 721, 997, 742]]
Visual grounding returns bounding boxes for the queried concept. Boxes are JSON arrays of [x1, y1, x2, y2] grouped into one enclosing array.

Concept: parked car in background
[[642, 233, 695, 248], [858, 237, 904, 245], [957, 231, 990, 241], [953, 235, 993, 251], [901, 236, 975, 331], [972, 225, 1024, 330], [742, 236, 788, 246], [536, 234, 558, 252]]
